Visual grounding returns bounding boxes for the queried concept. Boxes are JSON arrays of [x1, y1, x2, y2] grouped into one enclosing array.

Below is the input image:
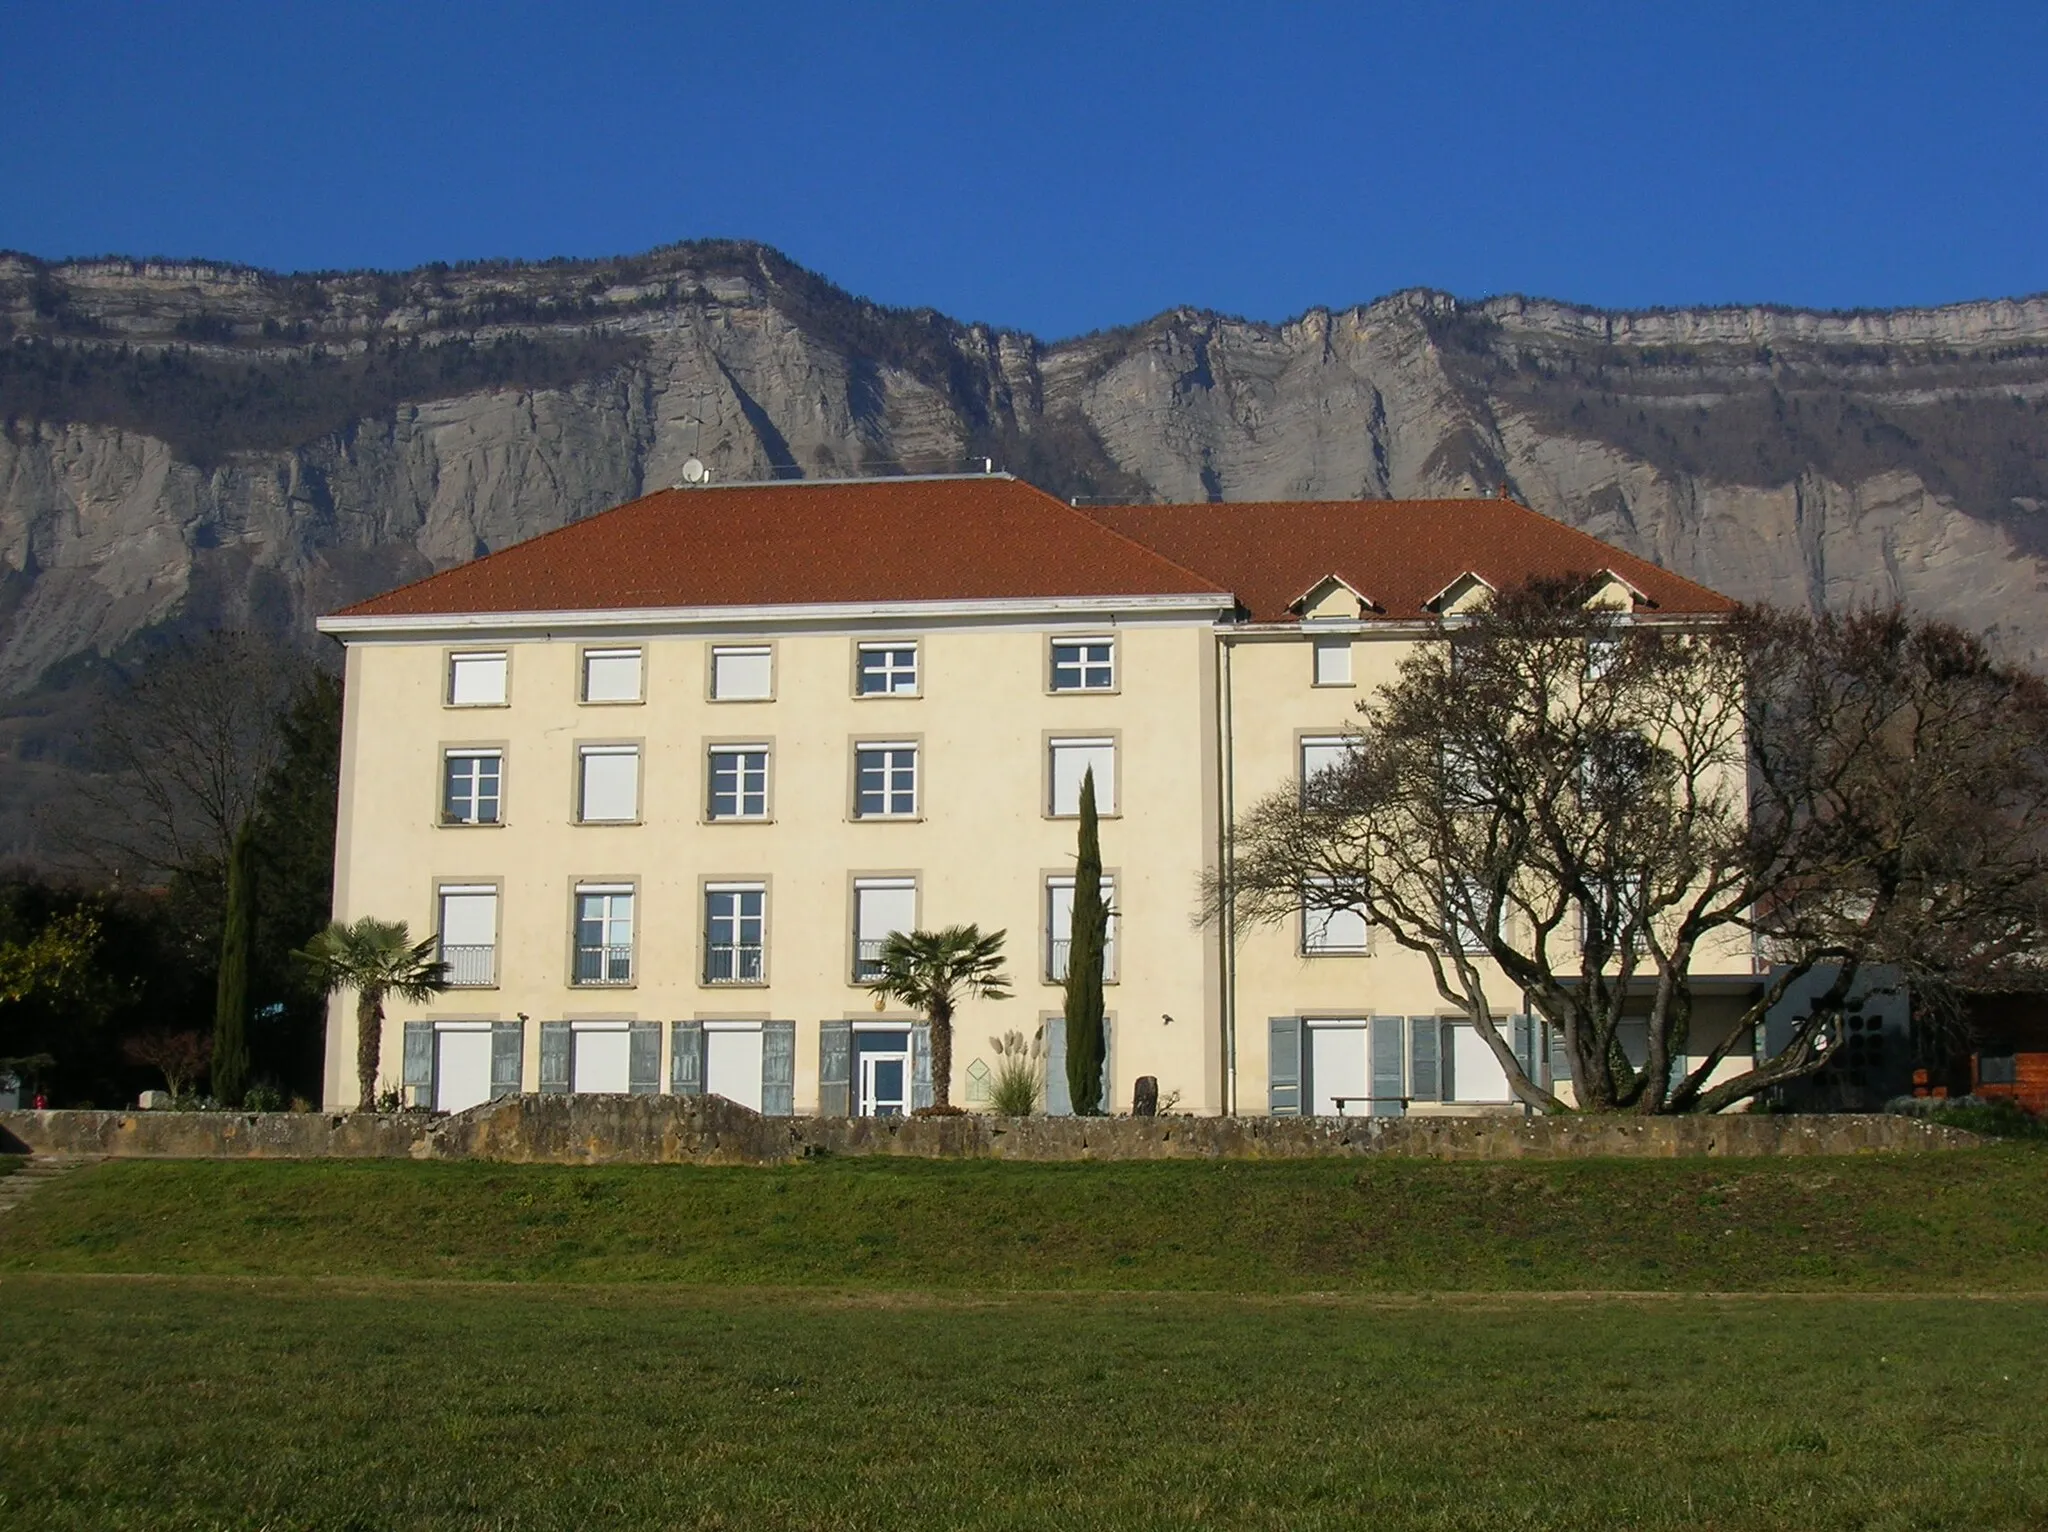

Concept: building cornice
[[317, 590, 1238, 640]]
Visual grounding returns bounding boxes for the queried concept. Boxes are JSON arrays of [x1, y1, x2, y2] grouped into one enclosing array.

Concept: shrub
[[1927, 1098, 2048, 1140], [988, 1028, 1043, 1116]]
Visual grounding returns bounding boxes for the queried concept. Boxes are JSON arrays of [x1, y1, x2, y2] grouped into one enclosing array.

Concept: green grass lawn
[[4, 1147, 2047, 1290], [7, 1152, 2046, 1529], [3, 1276, 2042, 1531]]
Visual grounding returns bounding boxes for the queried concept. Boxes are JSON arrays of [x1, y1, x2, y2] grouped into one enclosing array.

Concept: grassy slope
[[5, 1148, 2047, 1290], [3, 1277, 2043, 1531]]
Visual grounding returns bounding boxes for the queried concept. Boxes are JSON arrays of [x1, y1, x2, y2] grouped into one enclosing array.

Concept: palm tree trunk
[[929, 997, 953, 1111], [355, 990, 383, 1109]]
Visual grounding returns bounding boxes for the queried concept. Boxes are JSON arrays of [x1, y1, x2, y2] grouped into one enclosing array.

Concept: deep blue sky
[[3, 1, 2044, 338]]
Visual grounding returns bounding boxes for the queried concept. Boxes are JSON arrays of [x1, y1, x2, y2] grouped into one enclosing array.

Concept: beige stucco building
[[317, 473, 1753, 1116]]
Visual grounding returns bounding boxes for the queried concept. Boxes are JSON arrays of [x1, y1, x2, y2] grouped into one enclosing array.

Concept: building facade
[[318, 473, 1750, 1116]]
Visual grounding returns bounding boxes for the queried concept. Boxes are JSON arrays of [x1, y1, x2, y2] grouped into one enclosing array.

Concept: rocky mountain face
[[4, 240, 2047, 858]]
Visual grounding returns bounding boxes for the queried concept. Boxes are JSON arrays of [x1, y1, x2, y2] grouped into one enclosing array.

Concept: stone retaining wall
[[0, 1096, 1981, 1163]]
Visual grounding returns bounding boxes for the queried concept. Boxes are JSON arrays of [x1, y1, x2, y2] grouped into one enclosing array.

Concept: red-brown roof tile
[[332, 476, 1229, 617], [1086, 498, 1735, 622]]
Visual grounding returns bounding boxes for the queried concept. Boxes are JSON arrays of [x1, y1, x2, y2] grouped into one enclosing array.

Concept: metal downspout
[[1218, 630, 1239, 1115]]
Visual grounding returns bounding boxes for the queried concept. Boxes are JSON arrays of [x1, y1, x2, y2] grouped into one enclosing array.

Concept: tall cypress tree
[[211, 820, 256, 1106], [1063, 767, 1108, 1115]]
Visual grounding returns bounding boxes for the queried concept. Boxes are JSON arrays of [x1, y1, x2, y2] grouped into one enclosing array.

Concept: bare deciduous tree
[[62, 632, 313, 884], [1213, 581, 2048, 1114]]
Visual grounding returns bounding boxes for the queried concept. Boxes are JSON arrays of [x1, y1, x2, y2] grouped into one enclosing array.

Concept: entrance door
[[704, 1026, 765, 1111], [1309, 1024, 1369, 1116], [860, 1049, 911, 1117], [435, 1028, 493, 1112]]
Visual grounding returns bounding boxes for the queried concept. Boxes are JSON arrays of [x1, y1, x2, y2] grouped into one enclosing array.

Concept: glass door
[[860, 1049, 910, 1117]]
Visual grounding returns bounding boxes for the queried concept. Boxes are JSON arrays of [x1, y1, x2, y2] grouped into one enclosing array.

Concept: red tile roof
[[331, 475, 1230, 618], [330, 476, 1733, 623], [1086, 498, 1735, 622]]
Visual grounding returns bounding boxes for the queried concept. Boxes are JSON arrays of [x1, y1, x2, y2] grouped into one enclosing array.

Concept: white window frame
[[1299, 735, 1359, 805], [704, 881, 768, 985], [441, 749, 503, 825], [1311, 634, 1353, 687], [581, 647, 645, 704], [447, 651, 508, 708], [706, 745, 770, 821], [571, 883, 635, 987], [856, 641, 920, 698], [852, 876, 918, 983], [710, 644, 774, 702], [1048, 737, 1117, 817], [1049, 635, 1116, 693], [436, 883, 500, 987], [1046, 873, 1119, 984], [853, 742, 919, 819], [576, 744, 642, 824], [1301, 876, 1370, 956]]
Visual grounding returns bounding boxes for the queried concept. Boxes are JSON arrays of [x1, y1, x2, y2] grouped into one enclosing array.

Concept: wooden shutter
[[402, 1021, 434, 1108], [911, 1024, 933, 1112], [539, 1021, 571, 1095], [1408, 1016, 1441, 1103], [490, 1020, 523, 1099], [1370, 1015, 1406, 1117], [1043, 1016, 1071, 1116], [628, 1022, 660, 1095], [1439, 1020, 1458, 1103], [670, 1021, 704, 1096], [761, 1021, 795, 1115], [818, 1022, 852, 1116], [1268, 1016, 1302, 1116]]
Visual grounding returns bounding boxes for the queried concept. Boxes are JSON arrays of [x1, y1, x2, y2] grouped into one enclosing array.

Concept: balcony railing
[[705, 942, 765, 985], [573, 944, 634, 986], [1046, 939, 1118, 983], [441, 944, 497, 987], [853, 938, 887, 983]]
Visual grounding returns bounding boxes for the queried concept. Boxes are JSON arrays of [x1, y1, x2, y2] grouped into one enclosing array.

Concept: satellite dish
[[679, 457, 708, 484]]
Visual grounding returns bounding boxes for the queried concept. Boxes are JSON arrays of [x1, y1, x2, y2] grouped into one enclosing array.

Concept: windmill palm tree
[[865, 925, 1011, 1111], [296, 918, 448, 1109]]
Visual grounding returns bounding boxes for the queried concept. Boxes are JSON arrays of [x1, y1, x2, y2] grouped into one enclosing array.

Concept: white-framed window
[[1050, 637, 1115, 692], [711, 645, 773, 701], [1445, 876, 1501, 954], [852, 877, 917, 982], [857, 642, 919, 696], [1301, 876, 1369, 955], [442, 750, 502, 825], [705, 883, 766, 984], [577, 745, 640, 823], [855, 743, 918, 818], [1299, 735, 1359, 804], [447, 651, 508, 707], [582, 647, 644, 703], [1312, 635, 1353, 687], [707, 746, 769, 820], [1047, 874, 1118, 982], [437, 885, 499, 986], [1049, 737, 1116, 816], [573, 885, 634, 986]]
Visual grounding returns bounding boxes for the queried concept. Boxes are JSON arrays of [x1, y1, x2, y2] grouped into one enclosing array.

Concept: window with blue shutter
[[401, 1021, 433, 1108], [1370, 1016, 1406, 1117], [818, 1022, 852, 1116], [671, 1021, 704, 1095], [539, 1022, 571, 1094], [628, 1022, 661, 1095], [761, 1022, 795, 1115], [1511, 1014, 1536, 1085], [1268, 1016, 1302, 1116], [910, 1024, 933, 1112], [1408, 1016, 1441, 1103], [1042, 1017, 1072, 1116], [490, 1020, 523, 1099]]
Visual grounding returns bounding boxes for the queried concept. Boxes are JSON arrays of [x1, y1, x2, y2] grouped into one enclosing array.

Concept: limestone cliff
[[4, 241, 2046, 855]]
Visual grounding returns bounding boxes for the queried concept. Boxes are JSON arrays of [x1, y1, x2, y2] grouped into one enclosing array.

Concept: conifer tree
[[210, 821, 256, 1105], [1063, 768, 1109, 1114]]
